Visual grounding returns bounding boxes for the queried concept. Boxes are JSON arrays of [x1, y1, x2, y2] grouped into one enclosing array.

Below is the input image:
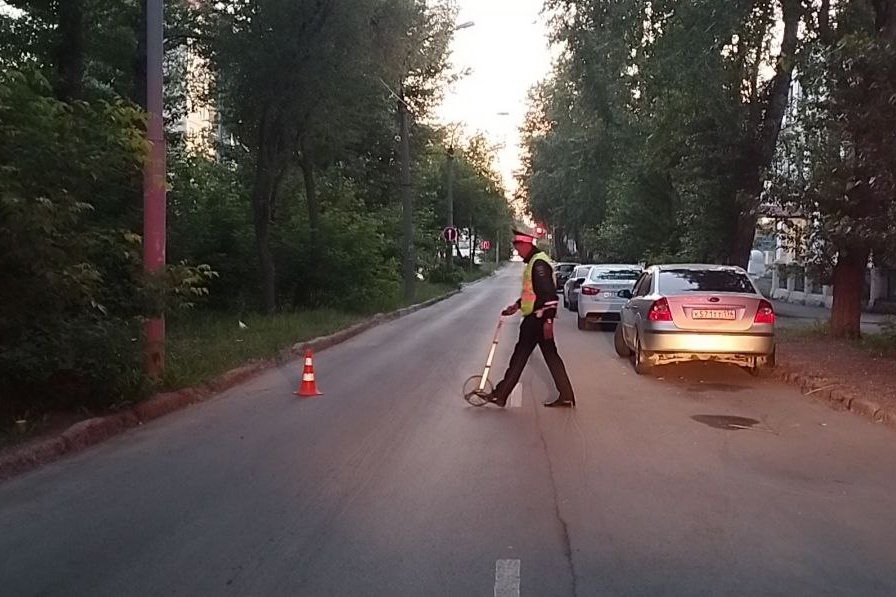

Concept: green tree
[[199, 0, 458, 312], [521, 0, 802, 266], [770, 0, 896, 337]]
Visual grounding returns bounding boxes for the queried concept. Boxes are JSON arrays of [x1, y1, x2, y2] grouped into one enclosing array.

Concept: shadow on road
[[648, 362, 756, 394]]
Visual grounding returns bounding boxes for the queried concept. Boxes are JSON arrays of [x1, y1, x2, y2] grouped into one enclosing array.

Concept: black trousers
[[493, 314, 575, 402]]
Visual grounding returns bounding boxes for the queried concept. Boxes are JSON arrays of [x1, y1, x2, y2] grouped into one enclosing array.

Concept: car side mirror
[[573, 279, 584, 288], [618, 289, 633, 299]]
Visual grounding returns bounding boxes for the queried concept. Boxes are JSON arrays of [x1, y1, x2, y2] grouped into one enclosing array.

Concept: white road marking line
[[494, 559, 521, 597], [509, 385, 523, 408]]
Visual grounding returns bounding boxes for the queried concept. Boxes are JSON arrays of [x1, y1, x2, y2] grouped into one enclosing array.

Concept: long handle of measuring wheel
[[478, 317, 505, 392]]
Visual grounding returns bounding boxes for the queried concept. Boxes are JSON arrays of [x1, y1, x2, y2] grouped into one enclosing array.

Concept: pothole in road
[[691, 415, 761, 431]]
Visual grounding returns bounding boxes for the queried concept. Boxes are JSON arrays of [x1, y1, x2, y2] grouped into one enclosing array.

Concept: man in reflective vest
[[486, 228, 576, 408]]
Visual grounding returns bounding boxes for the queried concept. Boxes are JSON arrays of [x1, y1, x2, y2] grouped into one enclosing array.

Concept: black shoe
[[543, 395, 575, 408], [485, 392, 507, 407]]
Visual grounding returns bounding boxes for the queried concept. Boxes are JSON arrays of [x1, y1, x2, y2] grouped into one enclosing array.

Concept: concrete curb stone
[[0, 290, 461, 484], [773, 362, 896, 432]]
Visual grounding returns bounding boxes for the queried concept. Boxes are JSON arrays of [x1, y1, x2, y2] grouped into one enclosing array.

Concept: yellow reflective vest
[[521, 251, 553, 316]]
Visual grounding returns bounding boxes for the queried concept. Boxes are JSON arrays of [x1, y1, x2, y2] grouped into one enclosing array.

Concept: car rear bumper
[[641, 330, 775, 355], [579, 300, 625, 321]]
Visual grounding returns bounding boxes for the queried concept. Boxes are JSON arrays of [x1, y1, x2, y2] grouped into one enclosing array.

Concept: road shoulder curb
[[772, 363, 896, 432], [0, 290, 460, 484]]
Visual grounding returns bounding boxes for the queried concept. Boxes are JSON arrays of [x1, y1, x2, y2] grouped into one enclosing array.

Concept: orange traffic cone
[[294, 349, 323, 397]]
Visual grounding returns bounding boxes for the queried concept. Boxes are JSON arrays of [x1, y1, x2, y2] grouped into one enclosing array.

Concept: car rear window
[[557, 264, 576, 274], [659, 269, 755, 294], [590, 269, 641, 281]]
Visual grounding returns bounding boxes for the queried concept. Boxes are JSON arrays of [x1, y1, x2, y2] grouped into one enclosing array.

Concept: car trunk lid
[[664, 293, 761, 332]]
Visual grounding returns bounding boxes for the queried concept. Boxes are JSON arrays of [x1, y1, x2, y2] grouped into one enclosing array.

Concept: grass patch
[[166, 280, 462, 391], [776, 321, 831, 340], [778, 320, 896, 356], [860, 331, 896, 356], [400, 281, 457, 307], [163, 309, 366, 390], [462, 262, 499, 282]]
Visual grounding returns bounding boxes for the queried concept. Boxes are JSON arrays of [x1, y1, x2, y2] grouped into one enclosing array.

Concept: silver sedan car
[[576, 264, 642, 330], [614, 264, 776, 375]]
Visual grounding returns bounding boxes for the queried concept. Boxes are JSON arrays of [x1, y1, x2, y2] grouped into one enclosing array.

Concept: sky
[[432, 0, 554, 199], [0, 0, 551, 198]]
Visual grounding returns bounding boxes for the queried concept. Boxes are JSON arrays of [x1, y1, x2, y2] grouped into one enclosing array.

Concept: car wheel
[[749, 348, 776, 377], [633, 335, 653, 375], [577, 315, 587, 330], [614, 324, 631, 358]]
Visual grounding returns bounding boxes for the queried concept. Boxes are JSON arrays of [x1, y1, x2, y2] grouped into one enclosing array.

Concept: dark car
[[554, 262, 579, 293]]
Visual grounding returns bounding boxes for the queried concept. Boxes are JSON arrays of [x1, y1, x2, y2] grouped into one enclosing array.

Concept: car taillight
[[754, 299, 775, 324], [581, 287, 599, 296], [648, 297, 672, 322]]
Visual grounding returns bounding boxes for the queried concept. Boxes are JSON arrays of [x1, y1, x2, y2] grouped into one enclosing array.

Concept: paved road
[[2, 265, 895, 596]]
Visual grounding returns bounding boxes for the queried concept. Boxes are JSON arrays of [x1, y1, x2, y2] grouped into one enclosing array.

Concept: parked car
[[563, 264, 594, 311], [554, 262, 579, 294], [576, 264, 643, 330], [614, 264, 776, 376]]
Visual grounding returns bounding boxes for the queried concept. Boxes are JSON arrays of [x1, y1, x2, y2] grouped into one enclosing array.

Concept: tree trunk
[[300, 139, 321, 250], [252, 166, 277, 314], [729, 0, 800, 265], [830, 248, 869, 338], [553, 226, 565, 259], [299, 143, 322, 305], [731, 206, 758, 268], [55, 0, 85, 102], [872, 0, 896, 40], [252, 115, 279, 314], [819, 0, 832, 42]]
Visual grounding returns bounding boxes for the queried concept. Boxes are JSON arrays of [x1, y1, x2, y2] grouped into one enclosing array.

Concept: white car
[[563, 264, 595, 311], [576, 264, 642, 330]]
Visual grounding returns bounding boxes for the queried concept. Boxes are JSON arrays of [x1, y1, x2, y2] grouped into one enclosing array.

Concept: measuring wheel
[[462, 375, 494, 407], [461, 316, 505, 407]]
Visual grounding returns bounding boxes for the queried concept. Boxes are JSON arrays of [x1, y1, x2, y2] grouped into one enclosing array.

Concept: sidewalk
[[773, 300, 889, 335]]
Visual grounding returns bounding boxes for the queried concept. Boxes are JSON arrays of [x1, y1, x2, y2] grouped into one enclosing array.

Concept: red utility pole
[[143, 0, 166, 376]]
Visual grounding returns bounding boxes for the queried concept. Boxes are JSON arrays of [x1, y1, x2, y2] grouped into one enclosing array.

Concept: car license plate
[[692, 309, 736, 320]]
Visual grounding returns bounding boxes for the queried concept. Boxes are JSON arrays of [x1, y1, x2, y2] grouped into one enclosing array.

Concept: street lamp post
[[399, 20, 474, 295], [144, 0, 166, 377], [399, 84, 415, 303], [445, 145, 455, 265], [446, 145, 455, 230]]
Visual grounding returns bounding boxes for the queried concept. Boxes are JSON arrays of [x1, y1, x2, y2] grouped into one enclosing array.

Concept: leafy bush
[[277, 184, 402, 313], [167, 151, 256, 310], [0, 70, 213, 417], [881, 318, 896, 342], [428, 264, 464, 287]]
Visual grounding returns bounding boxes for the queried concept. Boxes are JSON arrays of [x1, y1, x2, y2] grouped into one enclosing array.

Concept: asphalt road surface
[[2, 264, 895, 596]]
